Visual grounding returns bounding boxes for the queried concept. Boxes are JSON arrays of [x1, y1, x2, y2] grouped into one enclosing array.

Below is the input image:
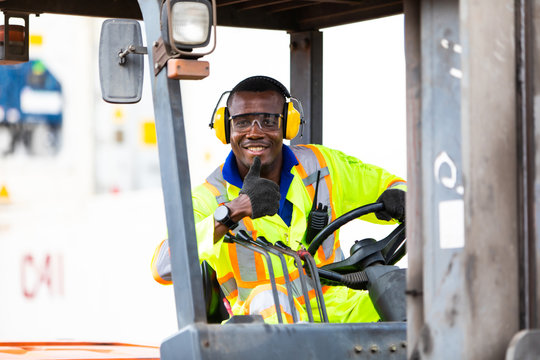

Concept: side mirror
[[99, 19, 145, 104]]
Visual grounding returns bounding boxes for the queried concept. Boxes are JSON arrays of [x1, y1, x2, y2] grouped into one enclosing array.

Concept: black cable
[[318, 268, 369, 290]]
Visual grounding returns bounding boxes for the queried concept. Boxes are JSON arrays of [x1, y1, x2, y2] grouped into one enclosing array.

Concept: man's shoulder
[[193, 165, 226, 192], [289, 143, 345, 161]]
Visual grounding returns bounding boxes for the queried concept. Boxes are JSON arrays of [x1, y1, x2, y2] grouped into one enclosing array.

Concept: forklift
[[1, 1, 539, 359]]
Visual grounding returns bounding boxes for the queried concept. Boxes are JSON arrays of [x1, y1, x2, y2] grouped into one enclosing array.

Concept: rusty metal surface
[[289, 30, 323, 146], [410, 1, 465, 358], [531, 0, 540, 330], [516, 0, 536, 330], [403, 0, 423, 357], [0, 0, 143, 20], [461, 0, 519, 358], [0, 0, 403, 31], [161, 322, 407, 360]]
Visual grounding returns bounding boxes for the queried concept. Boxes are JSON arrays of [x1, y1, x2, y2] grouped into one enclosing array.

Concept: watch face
[[214, 205, 229, 222]]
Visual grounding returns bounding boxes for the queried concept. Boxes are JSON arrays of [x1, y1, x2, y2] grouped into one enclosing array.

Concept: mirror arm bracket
[[118, 45, 148, 65]]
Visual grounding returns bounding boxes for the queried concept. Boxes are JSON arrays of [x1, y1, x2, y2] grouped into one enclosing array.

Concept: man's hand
[[240, 156, 280, 219], [375, 189, 406, 222]]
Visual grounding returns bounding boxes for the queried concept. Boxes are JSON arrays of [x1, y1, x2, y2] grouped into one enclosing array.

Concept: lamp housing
[[161, 0, 215, 57]]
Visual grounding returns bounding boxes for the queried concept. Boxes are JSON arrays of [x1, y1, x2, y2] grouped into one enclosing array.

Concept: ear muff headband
[[210, 77, 303, 144]]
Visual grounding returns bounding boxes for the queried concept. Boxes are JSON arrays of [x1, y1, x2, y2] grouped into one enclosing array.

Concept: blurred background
[[0, 14, 405, 345]]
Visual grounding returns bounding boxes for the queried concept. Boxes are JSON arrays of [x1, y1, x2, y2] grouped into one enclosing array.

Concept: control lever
[[225, 231, 284, 323], [253, 236, 299, 323], [297, 249, 329, 323], [273, 240, 315, 322]]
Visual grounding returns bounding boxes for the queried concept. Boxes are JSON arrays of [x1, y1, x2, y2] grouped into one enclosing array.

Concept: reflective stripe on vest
[[388, 180, 407, 189], [290, 145, 344, 264], [151, 239, 172, 285]]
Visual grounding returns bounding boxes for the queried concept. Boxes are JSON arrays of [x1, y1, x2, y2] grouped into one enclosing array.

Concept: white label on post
[[439, 199, 465, 249]]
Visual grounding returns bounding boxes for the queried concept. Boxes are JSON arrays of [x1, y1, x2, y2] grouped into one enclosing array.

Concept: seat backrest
[[201, 260, 230, 323]]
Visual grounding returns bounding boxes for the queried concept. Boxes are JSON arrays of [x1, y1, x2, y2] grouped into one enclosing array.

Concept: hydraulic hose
[[308, 203, 384, 256], [318, 268, 369, 290]]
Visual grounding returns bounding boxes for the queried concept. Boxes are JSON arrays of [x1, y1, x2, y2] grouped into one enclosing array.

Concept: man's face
[[229, 90, 284, 176]]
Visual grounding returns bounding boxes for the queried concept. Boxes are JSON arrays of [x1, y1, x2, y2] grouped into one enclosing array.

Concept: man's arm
[[315, 145, 406, 223], [212, 194, 251, 243]]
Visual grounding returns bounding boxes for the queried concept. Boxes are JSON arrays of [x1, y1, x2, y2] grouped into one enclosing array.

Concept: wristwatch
[[214, 204, 238, 230]]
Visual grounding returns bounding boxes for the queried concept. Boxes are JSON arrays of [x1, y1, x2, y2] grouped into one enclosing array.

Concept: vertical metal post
[[137, 0, 206, 330], [532, 0, 540, 330], [289, 31, 323, 145], [517, 0, 536, 330], [411, 0, 466, 358], [403, 0, 424, 357], [461, 0, 519, 358]]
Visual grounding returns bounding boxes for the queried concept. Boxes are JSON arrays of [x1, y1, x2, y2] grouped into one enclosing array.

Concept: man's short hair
[[227, 76, 289, 107]]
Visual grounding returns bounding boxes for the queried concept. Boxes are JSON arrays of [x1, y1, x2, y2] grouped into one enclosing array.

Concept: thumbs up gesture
[[239, 157, 281, 219]]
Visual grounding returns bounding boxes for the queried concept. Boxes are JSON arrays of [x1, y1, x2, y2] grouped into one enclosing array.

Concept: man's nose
[[246, 120, 264, 135]]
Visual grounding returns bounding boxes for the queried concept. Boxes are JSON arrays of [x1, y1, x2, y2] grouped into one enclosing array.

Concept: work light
[[161, 0, 216, 58]]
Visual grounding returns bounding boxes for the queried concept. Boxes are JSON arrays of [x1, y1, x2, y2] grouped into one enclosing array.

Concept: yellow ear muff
[[284, 101, 301, 140], [213, 107, 229, 144]]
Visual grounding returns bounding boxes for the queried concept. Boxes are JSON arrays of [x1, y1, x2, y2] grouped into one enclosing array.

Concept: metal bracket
[[118, 44, 147, 65], [152, 37, 170, 76]]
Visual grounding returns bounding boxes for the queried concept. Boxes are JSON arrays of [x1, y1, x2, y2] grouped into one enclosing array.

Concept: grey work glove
[[375, 189, 406, 222], [239, 156, 280, 219]]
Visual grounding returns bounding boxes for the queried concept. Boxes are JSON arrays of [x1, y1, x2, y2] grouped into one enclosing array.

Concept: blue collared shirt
[[222, 145, 299, 226]]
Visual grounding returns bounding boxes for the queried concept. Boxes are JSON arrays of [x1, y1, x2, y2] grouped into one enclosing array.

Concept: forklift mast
[[1, 0, 539, 359]]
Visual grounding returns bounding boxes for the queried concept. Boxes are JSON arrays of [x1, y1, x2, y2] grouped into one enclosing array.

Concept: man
[[152, 75, 406, 323]]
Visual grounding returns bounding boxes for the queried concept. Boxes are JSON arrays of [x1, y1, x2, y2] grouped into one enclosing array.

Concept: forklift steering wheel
[[307, 202, 406, 273]]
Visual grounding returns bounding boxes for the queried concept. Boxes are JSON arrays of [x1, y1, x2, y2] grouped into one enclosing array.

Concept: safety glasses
[[230, 112, 282, 132]]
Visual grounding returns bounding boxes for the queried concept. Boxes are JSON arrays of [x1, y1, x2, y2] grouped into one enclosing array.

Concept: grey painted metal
[[161, 322, 407, 360], [460, 0, 519, 359], [290, 31, 323, 145], [517, 0, 536, 330], [410, 0, 465, 358], [403, 0, 423, 357], [531, 0, 540, 330], [505, 329, 540, 360], [365, 267, 407, 322], [137, 0, 206, 328]]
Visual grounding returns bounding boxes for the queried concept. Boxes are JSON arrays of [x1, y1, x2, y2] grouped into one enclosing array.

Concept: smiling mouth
[[246, 146, 266, 152]]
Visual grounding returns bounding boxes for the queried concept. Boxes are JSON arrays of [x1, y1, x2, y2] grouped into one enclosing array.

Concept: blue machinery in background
[[0, 59, 62, 155]]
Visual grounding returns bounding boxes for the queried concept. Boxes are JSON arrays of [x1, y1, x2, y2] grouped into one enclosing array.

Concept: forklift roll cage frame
[[1, 0, 539, 359]]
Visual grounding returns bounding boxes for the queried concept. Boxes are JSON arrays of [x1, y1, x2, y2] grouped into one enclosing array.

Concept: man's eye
[[235, 119, 250, 128], [263, 117, 277, 127]]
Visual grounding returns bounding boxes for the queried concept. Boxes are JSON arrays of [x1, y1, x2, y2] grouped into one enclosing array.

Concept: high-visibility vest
[[203, 144, 339, 305], [151, 144, 406, 322]]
